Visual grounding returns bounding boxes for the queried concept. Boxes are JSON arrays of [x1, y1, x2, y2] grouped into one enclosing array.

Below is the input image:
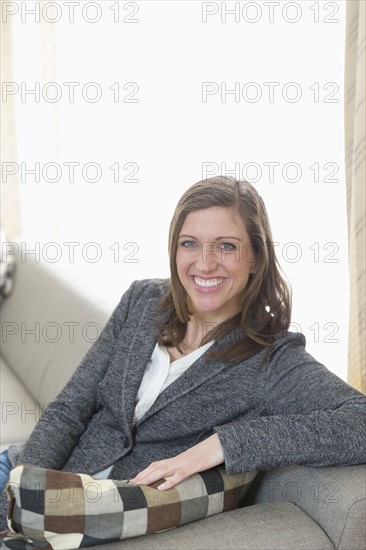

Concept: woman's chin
[[189, 299, 226, 320]]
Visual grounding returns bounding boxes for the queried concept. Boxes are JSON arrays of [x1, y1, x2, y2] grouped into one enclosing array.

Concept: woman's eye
[[219, 242, 237, 251], [180, 240, 196, 248]]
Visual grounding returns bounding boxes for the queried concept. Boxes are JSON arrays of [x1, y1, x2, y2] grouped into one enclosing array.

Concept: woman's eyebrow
[[178, 234, 242, 240], [215, 236, 242, 241]]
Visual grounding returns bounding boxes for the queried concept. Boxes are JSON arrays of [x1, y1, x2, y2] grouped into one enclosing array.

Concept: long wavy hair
[[155, 176, 292, 364]]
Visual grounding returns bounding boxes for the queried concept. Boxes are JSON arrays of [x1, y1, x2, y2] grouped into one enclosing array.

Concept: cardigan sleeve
[[214, 336, 366, 473], [0, 279, 165, 531], [13, 279, 141, 471]]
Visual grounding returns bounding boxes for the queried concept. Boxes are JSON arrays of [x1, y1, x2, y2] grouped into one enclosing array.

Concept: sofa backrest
[[1, 257, 108, 408]]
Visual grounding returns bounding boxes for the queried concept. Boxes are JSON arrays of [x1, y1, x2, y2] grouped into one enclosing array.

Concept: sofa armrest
[[246, 463, 365, 550]]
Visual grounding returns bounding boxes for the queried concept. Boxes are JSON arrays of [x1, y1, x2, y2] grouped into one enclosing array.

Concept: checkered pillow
[[2, 464, 257, 549], [0, 229, 15, 304]]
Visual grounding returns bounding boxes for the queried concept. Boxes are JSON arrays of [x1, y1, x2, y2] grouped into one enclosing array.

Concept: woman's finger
[[157, 476, 178, 491], [130, 460, 174, 484]]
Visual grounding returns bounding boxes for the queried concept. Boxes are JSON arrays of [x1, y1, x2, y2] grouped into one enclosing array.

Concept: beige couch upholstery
[[1, 257, 365, 550]]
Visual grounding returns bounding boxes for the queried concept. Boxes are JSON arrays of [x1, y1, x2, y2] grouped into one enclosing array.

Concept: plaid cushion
[[1, 465, 257, 549], [0, 230, 15, 304]]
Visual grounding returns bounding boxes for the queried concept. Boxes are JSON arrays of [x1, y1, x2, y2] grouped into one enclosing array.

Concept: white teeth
[[194, 276, 223, 288]]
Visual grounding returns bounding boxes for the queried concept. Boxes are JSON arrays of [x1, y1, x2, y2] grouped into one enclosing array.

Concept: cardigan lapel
[[134, 330, 239, 428], [108, 295, 242, 435], [116, 297, 163, 435]]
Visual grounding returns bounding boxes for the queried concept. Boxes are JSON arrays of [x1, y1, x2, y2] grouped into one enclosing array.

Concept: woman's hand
[[129, 434, 224, 490]]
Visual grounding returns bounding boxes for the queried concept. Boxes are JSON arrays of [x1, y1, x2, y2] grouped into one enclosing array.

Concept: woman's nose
[[194, 243, 219, 272]]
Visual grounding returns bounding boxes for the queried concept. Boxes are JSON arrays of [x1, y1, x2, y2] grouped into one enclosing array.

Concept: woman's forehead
[[180, 207, 249, 238]]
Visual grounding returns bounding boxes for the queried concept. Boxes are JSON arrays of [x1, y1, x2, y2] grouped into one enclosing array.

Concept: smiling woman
[[154, 177, 291, 364], [1, 176, 365, 539]]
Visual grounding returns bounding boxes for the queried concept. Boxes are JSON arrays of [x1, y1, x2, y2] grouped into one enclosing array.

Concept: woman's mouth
[[192, 276, 225, 289]]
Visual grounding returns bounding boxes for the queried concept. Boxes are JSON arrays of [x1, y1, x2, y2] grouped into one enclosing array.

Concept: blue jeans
[[0, 450, 12, 492]]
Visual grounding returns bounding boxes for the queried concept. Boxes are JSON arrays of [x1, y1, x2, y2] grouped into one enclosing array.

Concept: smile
[[193, 276, 224, 288]]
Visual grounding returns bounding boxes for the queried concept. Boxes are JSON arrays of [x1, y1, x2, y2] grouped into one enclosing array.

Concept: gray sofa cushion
[[250, 464, 366, 550], [84, 502, 335, 550]]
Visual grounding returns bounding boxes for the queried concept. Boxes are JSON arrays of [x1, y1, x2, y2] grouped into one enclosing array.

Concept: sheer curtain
[[345, 0, 366, 394], [1, 16, 22, 239], [1, 13, 60, 241]]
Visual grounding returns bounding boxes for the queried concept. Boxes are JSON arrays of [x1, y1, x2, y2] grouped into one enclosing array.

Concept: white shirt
[[93, 340, 214, 479]]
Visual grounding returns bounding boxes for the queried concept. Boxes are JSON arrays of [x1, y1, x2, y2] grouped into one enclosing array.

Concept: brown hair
[[155, 176, 292, 364]]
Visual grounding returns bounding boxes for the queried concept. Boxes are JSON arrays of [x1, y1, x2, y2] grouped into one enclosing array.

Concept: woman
[[0, 176, 365, 530]]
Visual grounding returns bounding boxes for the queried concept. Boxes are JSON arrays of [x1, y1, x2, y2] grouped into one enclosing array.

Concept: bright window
[[5, 0, 348, 379]]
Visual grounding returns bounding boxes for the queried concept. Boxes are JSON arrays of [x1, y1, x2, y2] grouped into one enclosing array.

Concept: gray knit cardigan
[[1, 278, 365, 530]]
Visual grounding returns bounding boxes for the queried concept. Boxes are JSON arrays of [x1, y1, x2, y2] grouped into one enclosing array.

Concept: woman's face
[[176, 206, 256, 325]]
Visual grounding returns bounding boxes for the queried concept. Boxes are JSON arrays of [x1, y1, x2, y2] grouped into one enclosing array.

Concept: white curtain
[[1, 17, 22, 239], [345, 0, 366, 393], [1, 13, 60, 242]]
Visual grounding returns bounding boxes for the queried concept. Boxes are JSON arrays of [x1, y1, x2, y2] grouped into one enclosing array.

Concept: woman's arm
[[132, 338, 366, 489], [214, 341, 366, 474], [15, 280, 140, 471]]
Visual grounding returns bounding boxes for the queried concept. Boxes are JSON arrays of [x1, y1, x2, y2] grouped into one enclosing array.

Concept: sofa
[[1, 255, 365, 550]]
